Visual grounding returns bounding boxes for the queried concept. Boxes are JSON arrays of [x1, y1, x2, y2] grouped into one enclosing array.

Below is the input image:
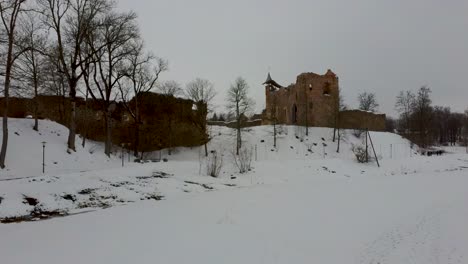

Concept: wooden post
[[368, 130, 380, 167], [365, 128, 369, 163], [42, 142, 46, 174]]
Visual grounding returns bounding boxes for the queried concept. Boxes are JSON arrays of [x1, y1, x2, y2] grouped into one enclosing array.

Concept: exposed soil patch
[[22, 195, 39, 206], [136, 171, 172, 180], [141, 193, 164, 201], [1, 208, 67, 224], [78, 188, 96, 195], [184, 181, 214, 190], [110, 181, 133, 187], [61, 194, 77, 202]]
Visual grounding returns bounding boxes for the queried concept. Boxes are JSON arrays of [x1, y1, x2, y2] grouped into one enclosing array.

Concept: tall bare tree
[[332, 86, 346, 142], [413, 86, 432, 147], [83, 9, 139, 156], [185, 78, 216, 157], [38, 0, 109, 151], [14, 11, 47, 131], [0, 0, 28, 169], [395, 90, 416, 133], [270, 95, 278, 148], [358, 91, 379, 112], [226, 77, 254, 155], [157, 80, 183, 97], [118, 41, 167, 156], [42, 45, 68, 122]]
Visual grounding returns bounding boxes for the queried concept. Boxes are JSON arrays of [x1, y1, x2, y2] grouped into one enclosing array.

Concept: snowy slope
[[1, 119, 468, 263], [1, 154, 468, 264], [0, 118, 122, 179]]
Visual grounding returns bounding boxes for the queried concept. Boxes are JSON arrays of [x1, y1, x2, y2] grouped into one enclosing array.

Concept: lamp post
[[41, 141, 46, 174]]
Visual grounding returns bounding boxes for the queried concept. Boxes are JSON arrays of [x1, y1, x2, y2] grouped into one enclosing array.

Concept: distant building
[[262, 70, 386, 131]]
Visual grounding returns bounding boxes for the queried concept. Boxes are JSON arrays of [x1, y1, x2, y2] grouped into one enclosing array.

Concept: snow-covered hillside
[[1, 118, 468, 264], [0, 118, 122, 180]]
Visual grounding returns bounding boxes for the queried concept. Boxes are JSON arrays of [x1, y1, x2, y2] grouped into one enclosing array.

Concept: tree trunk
[[33, 99, 39, 131], [236, 125, 241, 155], [168, 119, 172, 155], [104, 109, 112, 157], [203, 124, 208, 157], [133, 101, 140, 157], [133, 121, 139, 157], [0, 35, 14, 169], [0, 101, 9, 169], [67, 100, 76, 151], [336, 128, 341, 153], [273, 121, 277, 148], [33, 82, 39, 131]]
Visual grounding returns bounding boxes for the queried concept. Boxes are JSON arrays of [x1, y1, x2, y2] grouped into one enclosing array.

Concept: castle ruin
[[263, 70, 386, 131]]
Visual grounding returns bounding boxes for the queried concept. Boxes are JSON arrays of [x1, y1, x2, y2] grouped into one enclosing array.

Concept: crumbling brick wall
[[339, 110, 386, 131], [264, 70, 339, 128], [0, 93, 206, 151]]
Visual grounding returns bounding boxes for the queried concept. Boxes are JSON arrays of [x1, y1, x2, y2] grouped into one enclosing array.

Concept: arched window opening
[[323, 82, 331, 95]]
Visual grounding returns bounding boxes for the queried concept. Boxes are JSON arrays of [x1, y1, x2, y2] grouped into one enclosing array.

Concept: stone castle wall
[[0, 94, 207, 151], [263, 70, 386, 131], [339, 110, 386, 131], [264, 70, 339, 128]]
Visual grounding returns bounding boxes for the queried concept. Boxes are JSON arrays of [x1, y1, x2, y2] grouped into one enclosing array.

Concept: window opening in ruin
[[323, 82, 331, 95], [292, 104, 298, 124]]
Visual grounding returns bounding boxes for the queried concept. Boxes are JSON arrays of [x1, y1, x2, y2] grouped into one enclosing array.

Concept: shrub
[[352, 129, 365, 138], [233, 146, 253, 174], [206, 151, 223, 177], [352, 144, 368, 163]]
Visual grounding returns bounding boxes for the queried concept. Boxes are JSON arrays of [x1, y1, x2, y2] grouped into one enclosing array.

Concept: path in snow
[[358, 204, 466, 264]]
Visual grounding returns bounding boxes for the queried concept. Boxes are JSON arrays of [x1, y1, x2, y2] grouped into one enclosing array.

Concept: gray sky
[[117, 0, 468, 117]]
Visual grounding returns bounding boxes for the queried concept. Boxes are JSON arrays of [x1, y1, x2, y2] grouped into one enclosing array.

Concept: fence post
[[255, 144, 258, 161]]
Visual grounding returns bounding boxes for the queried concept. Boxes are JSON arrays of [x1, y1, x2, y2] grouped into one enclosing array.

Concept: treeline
[[392, 86, 468, 147], [0, 0, 222, 169]]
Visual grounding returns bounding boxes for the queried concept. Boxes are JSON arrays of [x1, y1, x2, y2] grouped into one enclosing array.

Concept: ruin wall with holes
[[264, 70, 340, 128]]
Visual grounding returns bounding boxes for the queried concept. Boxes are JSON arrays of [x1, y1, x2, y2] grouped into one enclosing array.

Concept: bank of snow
[[2, 118, 468, 263], [1, 154, 468, 264], [0, 118, 122, 180]]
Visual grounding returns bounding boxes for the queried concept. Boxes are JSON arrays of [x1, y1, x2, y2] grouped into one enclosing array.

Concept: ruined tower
[[264, 70, 339, 128]]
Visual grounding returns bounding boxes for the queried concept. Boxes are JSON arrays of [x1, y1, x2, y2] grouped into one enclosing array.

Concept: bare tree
[[395, 90, 416, 133], [185, 78, 216, 157], [157, 80, 183, 97], [0, 0, 29, 169], [332, 86, 346, 142], [42, 45, 68, 122], [83, 9, 139, 156], [118, 41, 167, 156], [464, 109, 468, 151], [270, 95, 278, 148], [13, 11, 47, 131], [358, 91, 379, 112], [226, 77, 254, 155], [38, 0, 110, 151], [413, 86, 432, 147]]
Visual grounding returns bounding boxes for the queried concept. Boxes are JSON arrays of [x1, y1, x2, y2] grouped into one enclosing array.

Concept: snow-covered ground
[[1, 118, 468, 263]]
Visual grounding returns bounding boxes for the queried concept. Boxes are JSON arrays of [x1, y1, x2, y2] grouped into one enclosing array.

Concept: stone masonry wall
[[339, 110, 386, 131], [264, 70, 339, 128]]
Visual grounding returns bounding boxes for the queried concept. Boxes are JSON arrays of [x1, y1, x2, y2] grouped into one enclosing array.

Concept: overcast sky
[[117, 0, 468, 117]]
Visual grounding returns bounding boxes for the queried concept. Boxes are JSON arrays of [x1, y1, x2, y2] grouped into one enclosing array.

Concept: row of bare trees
[[0, 1, 258, 170], [0, 0, 175, 168], [395, 86, 468, 147]]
